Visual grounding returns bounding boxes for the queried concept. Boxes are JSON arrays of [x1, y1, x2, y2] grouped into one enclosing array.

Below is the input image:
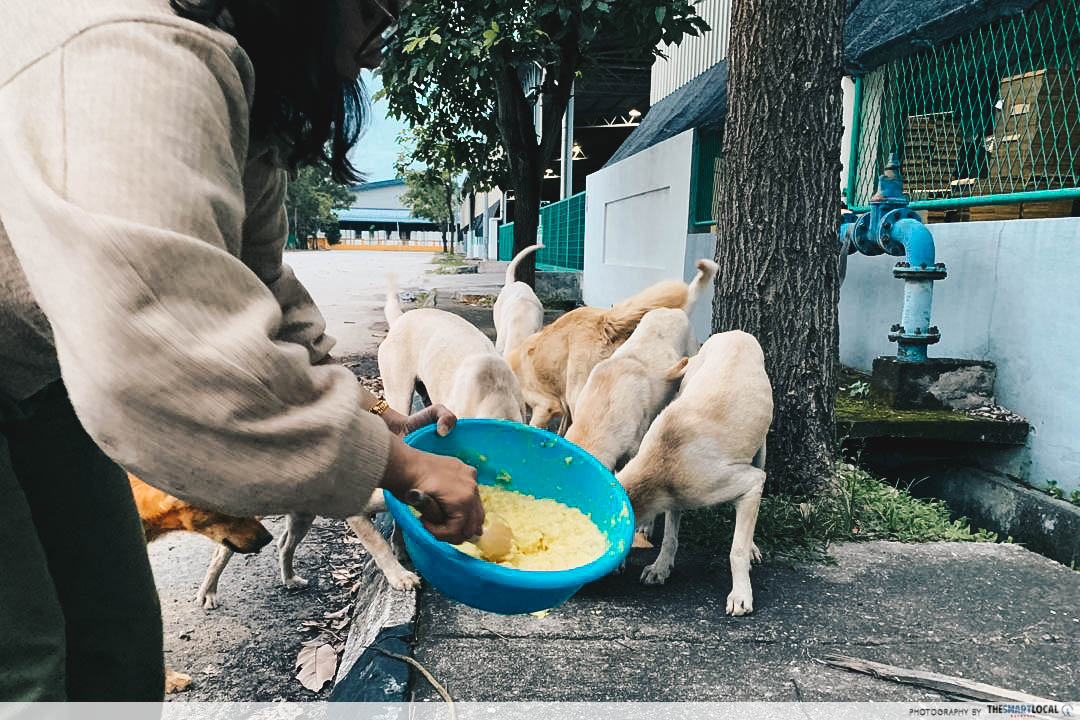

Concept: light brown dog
[[565, 307, 696, 470], [615, 331, 773, 615], [507, 259, 718, 434]]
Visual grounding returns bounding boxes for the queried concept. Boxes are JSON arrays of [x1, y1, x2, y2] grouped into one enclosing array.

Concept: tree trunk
[[511, 163, 541, 287], [712, 0, 845, 496], [492, 43, 580, 288]]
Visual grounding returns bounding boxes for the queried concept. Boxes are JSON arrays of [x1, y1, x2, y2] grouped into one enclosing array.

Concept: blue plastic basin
[[384, 418, 635, 615]]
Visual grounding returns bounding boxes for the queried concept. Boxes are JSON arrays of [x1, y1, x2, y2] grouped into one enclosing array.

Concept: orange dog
[[131, 474, 272, 550], [130, 474, 273, 693], [130, 474, 272, 610]]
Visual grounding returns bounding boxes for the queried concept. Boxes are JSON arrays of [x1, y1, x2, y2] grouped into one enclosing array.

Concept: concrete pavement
[[409, 541, 1079, 702], [287, 249, 506, 358]]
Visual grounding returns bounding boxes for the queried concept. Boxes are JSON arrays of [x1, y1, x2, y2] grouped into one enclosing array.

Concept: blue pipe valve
[[839, 153, 947, 362]]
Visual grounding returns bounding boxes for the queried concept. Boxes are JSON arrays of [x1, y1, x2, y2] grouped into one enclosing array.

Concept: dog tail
[[384, 275, 403, 326], [683, 258, 719, 313], [505, 242, 544, 286], [602, 281, 688, 343]]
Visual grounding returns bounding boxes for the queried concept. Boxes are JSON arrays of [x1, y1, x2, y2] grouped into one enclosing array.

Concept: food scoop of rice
[[455, 486, 607, 570]]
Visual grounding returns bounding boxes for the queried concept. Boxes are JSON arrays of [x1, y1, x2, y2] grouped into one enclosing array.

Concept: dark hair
[[170, 0, 366, 183]]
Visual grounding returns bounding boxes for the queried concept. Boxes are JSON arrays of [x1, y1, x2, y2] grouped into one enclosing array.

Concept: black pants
[[0, 382, 163, 701]]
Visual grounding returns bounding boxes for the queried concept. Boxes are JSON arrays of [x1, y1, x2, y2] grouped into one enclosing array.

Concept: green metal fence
[[537, 192, 585, 270], [497, 192, 586, 271], [691, 129, 723, 229], [847, 0, 1080, 211], [497, 222, 514, 262]]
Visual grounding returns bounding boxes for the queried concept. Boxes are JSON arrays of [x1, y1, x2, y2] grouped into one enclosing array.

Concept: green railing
[[497, 192, 585, 271], [847, 0, 1080, 211], [690, 129, 723, 229]]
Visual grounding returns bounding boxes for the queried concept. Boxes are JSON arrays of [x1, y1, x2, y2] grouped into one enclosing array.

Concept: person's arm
[[239, 151, 336, 363], [0, 22, 399, 519]]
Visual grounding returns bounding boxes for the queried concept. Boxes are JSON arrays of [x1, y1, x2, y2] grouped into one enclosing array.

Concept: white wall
[[583, 129, 713, 340], [840, 217, 1080, 492]]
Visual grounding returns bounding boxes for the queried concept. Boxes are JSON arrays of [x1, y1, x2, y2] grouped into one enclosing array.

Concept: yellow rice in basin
[[456, 486, 607, 571]]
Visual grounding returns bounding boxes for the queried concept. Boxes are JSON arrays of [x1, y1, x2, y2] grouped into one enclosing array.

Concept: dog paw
[[639, 562, 671, 586], [726, 588, 754, 616], [195, 589, 219, 610], [283, 575, 309, 590], [387, 570, 421, 591], [751, 542, 763, 564]]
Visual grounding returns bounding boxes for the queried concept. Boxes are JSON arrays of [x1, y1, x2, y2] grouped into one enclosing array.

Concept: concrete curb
[[330, 513, 417, 702], [923, 467, 1080, 568]]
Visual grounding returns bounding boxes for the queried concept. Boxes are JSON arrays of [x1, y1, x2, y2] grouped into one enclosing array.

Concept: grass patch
[[430, 253, 467, 267], [681, 461, 1000, 564]]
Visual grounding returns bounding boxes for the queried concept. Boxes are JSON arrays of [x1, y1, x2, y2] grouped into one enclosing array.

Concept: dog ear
[[665, 357, 689, 380]]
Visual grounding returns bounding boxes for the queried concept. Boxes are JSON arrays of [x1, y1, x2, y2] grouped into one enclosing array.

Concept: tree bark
[[712, 0, 845, 496]]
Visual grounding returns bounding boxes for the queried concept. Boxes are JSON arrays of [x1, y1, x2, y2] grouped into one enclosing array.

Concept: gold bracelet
[[369, 398, 390, 416]]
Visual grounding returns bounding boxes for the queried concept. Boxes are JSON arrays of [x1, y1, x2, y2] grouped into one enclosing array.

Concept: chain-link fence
[[848, 0, 1080, 211]]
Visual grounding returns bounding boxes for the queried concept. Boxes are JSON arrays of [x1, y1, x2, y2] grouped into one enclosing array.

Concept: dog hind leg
[[278, 513, 315, 589], [640, 510, 681, 586], [195, 544, 234, 610], [749, 442, 766, 563], [345, 515, 420, 591]]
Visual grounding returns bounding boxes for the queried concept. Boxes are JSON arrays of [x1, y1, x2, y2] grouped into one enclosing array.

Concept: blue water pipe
[[839, 152, 947, 362]]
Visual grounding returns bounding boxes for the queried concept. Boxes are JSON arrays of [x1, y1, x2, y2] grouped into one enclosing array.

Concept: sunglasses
[[357, 0, 400, 55]]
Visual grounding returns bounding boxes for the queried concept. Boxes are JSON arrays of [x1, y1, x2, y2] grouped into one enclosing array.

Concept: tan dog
[[565, 307, 696, 470], [508, 259, 718, 434], [493, 243, 545, 357], [615, 331, 773, 616], [379, 278, 525, 421]]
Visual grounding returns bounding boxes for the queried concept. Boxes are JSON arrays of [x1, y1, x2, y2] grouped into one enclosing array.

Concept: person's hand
[[381, 404, 456, 438], [380, 437, 484, 544]]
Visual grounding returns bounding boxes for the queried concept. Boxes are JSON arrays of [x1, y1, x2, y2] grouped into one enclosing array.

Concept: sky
[[349, 71, 408, 183]]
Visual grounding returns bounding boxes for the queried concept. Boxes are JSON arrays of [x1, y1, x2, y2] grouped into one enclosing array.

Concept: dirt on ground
[[151, 516, 372, 701]]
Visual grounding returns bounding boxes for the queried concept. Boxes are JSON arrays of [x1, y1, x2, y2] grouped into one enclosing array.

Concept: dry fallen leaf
[[295, 643, 338, 692], [632, 530, 654, 549], [164, 670, 192, 694]]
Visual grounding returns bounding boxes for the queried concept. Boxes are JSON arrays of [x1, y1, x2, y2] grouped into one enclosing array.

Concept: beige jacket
[[0, 0, 391, 517]]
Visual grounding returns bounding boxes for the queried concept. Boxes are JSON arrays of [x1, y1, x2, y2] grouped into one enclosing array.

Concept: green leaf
[[655, 6, 666, 24], [430, 32, 442, 44]]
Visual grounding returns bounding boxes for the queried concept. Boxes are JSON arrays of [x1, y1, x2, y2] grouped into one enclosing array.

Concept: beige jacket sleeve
[[0, 20, 391, 517], [240, 151, 336, 363]]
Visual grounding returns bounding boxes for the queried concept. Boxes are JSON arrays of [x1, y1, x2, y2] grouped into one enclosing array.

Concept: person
[[0, 0, 484, 702]]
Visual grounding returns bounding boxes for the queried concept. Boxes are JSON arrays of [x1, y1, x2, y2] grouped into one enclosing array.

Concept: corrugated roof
[[345, 178, 405, 193], [604, 60, 727, 168], [335, 207, 438, 224]]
